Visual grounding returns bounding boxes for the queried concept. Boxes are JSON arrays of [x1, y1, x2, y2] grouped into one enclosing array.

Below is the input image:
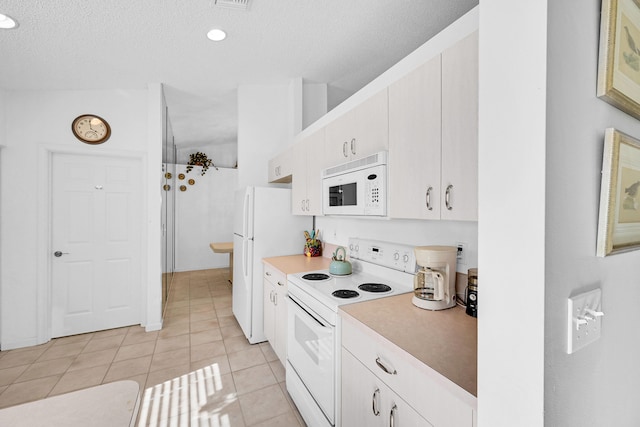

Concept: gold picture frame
[[597, 0, 640, 118], [597, 128, 640, 256]]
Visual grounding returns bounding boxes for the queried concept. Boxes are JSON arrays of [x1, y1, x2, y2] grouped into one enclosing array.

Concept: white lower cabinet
[[263, 262, 288, 365], [341, 314, 476, 427], [342, 348, 433, 427]]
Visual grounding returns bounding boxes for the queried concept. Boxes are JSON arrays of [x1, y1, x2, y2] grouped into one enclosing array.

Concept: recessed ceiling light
[[0, 13, 18, 29], [207, 28, 227, 42]]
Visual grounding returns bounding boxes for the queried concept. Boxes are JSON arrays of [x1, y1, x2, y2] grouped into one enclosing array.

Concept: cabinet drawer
[[341, 314, 474, 427], [263, 263, 287, 288]]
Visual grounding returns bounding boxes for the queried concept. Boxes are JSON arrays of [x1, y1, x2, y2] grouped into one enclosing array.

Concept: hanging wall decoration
[[597, 128, 640, 256], [597, 0, 640, 119]]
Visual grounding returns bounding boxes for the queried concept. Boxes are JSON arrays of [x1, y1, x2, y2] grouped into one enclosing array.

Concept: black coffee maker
[[465, 268, 478, 317]]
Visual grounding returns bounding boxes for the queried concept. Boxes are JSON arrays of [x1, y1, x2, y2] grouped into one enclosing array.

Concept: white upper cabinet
[[268, 149, 293, 183], [292, 128, 325, 216], [388, 55, 442, 220], [441, 31, 479, 221], [388, 31, 478, 221], [324, 89, 389, 168]]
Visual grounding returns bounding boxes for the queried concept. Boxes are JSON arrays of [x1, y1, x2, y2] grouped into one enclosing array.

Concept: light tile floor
[[0, 268, 305, 426]]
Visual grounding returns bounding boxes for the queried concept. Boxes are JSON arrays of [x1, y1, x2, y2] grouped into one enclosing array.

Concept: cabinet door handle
[[274, 293, 277, 306], [301, 200, 305, 211], [426, 186, 433, 211], [375, 357, 397, 375], [372, 388, 380, 416], [269, 290, 274, 303], [445, 184, 454, 210], [389, 404, 397, 427], [306, 199, 310, 212], [343, 141, 348, 157], [350, 138, 356, 155], [266, 271, 272, 277], [277, 281, 285, 287]]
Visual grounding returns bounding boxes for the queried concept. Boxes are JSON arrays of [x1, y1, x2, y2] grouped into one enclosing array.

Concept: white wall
[[237, 80, 328, 189], [146, 83, 164, 332], [0, 88, 5, 344], [174, 164, 238, 271], [317, 217, 477, 274], [237, 84, 292, 189], [544, 1, 640, 425], [478, 1, 547, 425], [0, 88, 161, 349]]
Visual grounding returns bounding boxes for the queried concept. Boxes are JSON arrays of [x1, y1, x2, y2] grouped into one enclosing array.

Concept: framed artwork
[[597, 128, 640, 256], [597, 0, 640, 119]]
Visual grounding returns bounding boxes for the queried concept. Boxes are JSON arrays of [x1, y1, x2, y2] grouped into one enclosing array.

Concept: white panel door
[[51, 153, 142, 337]]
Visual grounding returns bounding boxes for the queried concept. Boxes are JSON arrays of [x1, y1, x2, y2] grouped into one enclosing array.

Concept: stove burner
[[358, 283, 392, 293], [332, 289, 360, 299], [302, 273, 331, 281]]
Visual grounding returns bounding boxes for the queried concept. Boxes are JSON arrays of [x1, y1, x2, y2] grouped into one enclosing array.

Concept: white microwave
[[322, 151, 387, 216]]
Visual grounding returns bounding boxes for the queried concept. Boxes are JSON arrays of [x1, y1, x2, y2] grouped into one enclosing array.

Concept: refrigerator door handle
[[243, 238, 248, 278], [243, 191, 250, 237]]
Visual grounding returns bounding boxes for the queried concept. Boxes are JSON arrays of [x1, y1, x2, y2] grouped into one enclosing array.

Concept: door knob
[[54, 251, 69, 257]]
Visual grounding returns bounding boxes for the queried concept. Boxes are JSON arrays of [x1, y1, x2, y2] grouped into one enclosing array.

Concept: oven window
[[328, 183, 357, 206]]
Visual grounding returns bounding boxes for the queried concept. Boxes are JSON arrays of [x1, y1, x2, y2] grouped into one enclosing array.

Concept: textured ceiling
[[0, 0, 477, 148]]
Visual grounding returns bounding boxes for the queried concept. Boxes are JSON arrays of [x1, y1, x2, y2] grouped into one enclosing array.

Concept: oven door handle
[[288, 294, 328, 328]]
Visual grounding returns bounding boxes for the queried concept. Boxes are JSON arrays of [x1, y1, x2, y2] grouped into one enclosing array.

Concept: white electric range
[[286, 238, 416, 427]]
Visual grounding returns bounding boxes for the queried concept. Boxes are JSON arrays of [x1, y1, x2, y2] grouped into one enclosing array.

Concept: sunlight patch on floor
[[137, 363, 238, 426]]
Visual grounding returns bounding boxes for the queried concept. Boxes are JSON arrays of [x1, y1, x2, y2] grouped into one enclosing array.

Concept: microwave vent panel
[[323, 151, 388, 178], [215, 0, 250, 10]]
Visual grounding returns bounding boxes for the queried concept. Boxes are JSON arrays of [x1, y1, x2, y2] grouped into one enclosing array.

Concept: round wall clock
[[71, 114, 111, 144]]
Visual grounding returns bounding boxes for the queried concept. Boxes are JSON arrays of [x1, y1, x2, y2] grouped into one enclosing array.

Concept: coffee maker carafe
[[413, 246, 457, 310]]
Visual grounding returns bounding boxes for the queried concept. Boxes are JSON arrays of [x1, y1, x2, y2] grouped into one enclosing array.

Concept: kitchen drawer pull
[[445, 184, 453, 210], [389, 403, 397, 427], [277, 281, 285, 287], [375, 357, 397, 375], [372, 388, 380, 416], [266, 271, 272, 276], [426, 186, 433, 211]]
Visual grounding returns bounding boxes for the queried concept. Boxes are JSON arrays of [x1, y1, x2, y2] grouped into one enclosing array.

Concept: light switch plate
[[567, 289, 603, 354]]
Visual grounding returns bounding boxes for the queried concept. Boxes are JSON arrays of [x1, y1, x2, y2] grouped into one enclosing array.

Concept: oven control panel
[[348, 238, 416, 273]]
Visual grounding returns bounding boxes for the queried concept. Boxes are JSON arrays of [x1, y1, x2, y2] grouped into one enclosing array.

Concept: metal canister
[[465, 268, 478, 318]]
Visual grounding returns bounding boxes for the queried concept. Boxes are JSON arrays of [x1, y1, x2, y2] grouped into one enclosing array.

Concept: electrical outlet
[[456, 242, 467, 266], [567, 289, 604, 354]]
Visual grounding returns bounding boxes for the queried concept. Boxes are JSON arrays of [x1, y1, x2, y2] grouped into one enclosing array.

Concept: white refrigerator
[[232, 186, 310, 344]]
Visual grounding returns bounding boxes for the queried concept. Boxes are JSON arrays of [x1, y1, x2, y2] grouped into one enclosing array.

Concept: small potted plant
[[186, 152, 217, 176]]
